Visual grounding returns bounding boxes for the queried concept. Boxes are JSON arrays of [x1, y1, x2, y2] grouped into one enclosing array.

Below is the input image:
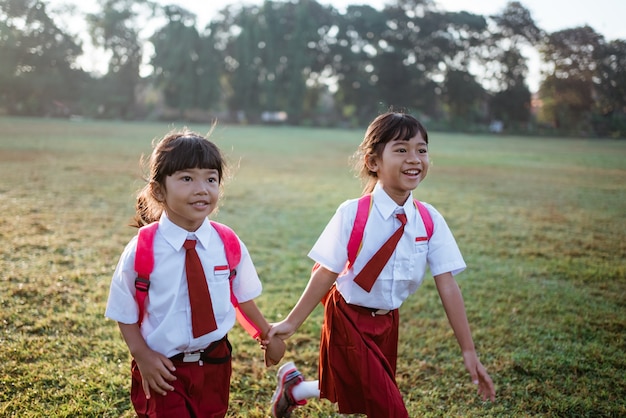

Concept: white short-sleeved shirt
[[308, 182, 466, 310], [105, 214, 262, 358]]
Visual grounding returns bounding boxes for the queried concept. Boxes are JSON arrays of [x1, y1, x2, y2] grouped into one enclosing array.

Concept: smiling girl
[[267, 112, 495, 417], [106, 129, 283, 417]]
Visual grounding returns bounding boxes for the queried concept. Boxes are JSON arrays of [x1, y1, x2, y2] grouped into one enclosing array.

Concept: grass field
[[0, 117, 625, 417]]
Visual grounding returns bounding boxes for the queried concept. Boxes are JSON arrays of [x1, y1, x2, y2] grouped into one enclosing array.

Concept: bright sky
[[49, 0, 626, 91], [179, 0, 626, 40]]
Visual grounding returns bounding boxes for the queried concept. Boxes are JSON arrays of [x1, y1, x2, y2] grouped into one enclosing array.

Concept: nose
[[406, 149, 421, 163], [194, 182, 209, 194]]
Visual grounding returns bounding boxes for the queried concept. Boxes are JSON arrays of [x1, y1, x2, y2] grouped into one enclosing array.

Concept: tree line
[[1, 0, 624, 137]]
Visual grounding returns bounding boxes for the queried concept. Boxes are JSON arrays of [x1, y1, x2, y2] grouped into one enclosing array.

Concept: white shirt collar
[[157, 214, 213, 250], [372, 182, 416, 221]]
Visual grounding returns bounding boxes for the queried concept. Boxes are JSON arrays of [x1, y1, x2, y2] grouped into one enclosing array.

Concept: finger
[[469, 368, 479, 385], [266, 326, 277, 340], [162, 357, 177, 374], [158, 380, 175, 393], [478, 377, 495, 401], [151, 377, 173, 396], [158, 370, 176, 391], [162, 367, 177, 382], [142, 379, 152, 400]]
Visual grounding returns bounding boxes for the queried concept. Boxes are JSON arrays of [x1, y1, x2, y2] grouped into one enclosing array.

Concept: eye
[[182, 175, 192, 182]]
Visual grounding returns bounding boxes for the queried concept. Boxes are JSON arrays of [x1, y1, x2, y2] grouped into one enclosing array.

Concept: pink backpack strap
[[210, 221, 262, 339], [347, 194, 372, 268], [134, 222, 159, 327], [209, 221, 241, 277], [414, 200, 434, 239], [312, 194, 372, 275]]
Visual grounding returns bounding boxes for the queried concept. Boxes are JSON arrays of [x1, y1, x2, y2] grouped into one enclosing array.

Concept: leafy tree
[[330, 4, 387, 124], [592, 39, 626, 137], [487, 1, 543, 129], [375, 0, 488, 122], [150, 5, 204, 117], [217, 0, 334, 123], [226, 5, 261, 119], [489, 49, 532, 129], [538, 26, 603, 134], [0, 0, 85, 115], [86, 0, 150, 119], [443, 69, 486, 127]]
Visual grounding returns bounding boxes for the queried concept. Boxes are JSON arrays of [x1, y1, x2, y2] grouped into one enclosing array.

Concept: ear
[[150, 182, 165, 202], [365, 154, 379, 173]]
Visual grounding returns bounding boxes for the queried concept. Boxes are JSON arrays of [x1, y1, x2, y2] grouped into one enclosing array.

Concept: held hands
[[462, 350, 496, 402], [262, 333, 286, 367], [133, 347, 177, 399], [259, 321, 297, 367], [266, 319, 297, 341]]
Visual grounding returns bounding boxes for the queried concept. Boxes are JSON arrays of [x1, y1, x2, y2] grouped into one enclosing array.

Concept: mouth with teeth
[[403, 169, 421, 177], [191, 201, 210, 208]]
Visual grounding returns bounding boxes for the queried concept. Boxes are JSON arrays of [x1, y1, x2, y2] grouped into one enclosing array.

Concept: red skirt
[[319, 287, 408, 418]]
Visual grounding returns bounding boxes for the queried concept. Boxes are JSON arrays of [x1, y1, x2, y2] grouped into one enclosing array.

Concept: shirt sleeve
[[308, 200, 355, 274], [424, 203, 466, 277], [105, 237, 141, 324], [230, 239, 263, 303]]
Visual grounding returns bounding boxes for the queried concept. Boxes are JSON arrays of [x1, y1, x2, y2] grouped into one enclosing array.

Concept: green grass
[[1, 117, 625, 417]]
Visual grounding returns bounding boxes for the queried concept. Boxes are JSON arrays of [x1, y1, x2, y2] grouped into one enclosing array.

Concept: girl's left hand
[[258, 326, 286, 366], [462, 351, 496, 402], [263, 335, 286, 366]]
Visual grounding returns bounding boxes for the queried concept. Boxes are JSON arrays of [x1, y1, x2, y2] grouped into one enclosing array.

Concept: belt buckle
[[183, 351, 202, 362], [372, 309, 390, 316]]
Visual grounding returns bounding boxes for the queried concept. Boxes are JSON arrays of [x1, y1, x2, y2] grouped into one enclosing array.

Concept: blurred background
[[1, 0, 625, 137]]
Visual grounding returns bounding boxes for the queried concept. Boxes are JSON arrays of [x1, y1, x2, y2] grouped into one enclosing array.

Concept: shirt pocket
[[210, 265, 232, 320], [213, 265, 230, 281], [391, 241, 429, 302], [409, 241, 429, 280]]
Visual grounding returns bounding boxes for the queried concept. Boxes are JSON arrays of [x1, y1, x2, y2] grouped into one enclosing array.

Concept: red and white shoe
[[270, 361, 307, 418]]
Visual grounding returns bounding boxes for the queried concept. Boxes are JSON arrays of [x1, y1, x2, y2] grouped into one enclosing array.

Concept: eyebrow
[[390, 139, 428, 145]]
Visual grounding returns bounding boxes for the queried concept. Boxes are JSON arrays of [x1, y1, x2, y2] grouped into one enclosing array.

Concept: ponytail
[[130, 185, 162, 228]]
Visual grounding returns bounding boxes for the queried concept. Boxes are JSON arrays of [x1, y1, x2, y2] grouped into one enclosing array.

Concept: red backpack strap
[[313, 193, 372, 275], [347, 194, 372, 267], [134, 222, 159, 326], [414, 200, 434, 239], [210, 221, 261, 339]]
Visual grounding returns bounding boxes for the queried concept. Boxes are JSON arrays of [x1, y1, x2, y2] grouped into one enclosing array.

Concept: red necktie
[[183, 239, 218, 337], [353, 213, 407, 292]]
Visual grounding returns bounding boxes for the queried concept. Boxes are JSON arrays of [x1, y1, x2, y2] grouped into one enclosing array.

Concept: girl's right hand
[[266, 319, 297, 341], [134, 348, 177, 398]]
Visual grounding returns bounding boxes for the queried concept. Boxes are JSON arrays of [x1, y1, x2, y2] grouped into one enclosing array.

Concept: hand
[[462, 351, 496, 402], [133, 348, 177, 399], [266, 319, 297, 341], [263, 335, 286, 367]]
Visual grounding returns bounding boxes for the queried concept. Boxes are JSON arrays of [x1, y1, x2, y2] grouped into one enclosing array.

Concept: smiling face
[[365, 133, 429, 205], [154, 167, 220, 231]]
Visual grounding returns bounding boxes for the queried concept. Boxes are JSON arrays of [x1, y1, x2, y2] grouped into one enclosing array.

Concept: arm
[[237, 300, 286, 366], [268, 265, 339, 340], [434, 272, 496, 402], [237, 299, 272, 338], [118, 322, 176, 398]]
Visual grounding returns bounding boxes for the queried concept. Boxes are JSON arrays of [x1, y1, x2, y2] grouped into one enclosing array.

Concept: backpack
[[133, 221, 261, 339], [313, 194, 434, 274]]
